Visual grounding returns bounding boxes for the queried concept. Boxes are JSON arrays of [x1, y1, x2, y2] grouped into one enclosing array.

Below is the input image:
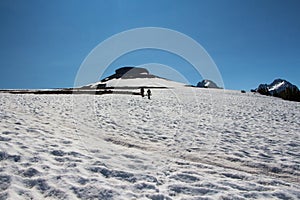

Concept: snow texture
[[0, 87, 299, 199]]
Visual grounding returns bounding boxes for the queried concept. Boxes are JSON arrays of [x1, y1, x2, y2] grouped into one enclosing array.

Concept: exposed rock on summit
[[101, 67, 157, 82], [196, 80, 221, 89]]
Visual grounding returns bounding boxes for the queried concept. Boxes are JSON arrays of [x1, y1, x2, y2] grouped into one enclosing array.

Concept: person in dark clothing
[[147, 89, 151, 100], [140, 87, 145, 97]]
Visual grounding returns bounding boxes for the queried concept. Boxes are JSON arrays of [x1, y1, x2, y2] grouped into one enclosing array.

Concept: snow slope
[[0, 88, 299, 199], [86, 77, 188, 88]]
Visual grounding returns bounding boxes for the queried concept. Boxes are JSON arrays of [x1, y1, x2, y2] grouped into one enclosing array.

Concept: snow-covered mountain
[[83, 67, 188, 88], [256, 78, 300, 102], [87, 77, 187, 88], [196, 79, 221, 89], [0, 86, 299, 199]]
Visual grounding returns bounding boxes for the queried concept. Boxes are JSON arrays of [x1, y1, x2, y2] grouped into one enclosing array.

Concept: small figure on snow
[[140, 87, 145, 97], [147, 89, 151, 100]]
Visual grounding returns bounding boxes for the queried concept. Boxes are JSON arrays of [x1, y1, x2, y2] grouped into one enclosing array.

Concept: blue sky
[[0, 0, 299, 90]]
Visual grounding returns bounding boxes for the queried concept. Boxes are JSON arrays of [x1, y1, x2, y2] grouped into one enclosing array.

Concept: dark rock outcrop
[[115, 67, 149, 76], [196, 80, 221, 89], [101, 67, 156, 82], [255, 79, 300, 102]]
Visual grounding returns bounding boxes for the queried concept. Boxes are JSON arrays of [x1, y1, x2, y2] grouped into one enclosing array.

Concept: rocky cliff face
[[256, 79, 300, 102]]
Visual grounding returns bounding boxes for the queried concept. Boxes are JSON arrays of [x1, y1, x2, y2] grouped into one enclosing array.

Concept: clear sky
[[0, 0, 299, 90]]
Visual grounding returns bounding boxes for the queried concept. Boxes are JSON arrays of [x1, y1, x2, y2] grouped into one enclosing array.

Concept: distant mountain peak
[[268, 79, 286, 92], [83, 66, 188, 88], [196, 79, 221, 89], [255, 78, 300, 102]]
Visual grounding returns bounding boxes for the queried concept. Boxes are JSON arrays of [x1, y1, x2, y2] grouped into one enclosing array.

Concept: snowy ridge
[[84, 66, 189, 89], [87, 77, 188, 88]]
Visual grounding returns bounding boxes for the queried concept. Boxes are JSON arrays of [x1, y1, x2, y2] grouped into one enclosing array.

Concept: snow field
[[0, 87, 299, 199]]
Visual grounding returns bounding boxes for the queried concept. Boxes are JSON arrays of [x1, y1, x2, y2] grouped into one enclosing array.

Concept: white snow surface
[[0, 88, 300, 199], [88, 77, 188, 88]]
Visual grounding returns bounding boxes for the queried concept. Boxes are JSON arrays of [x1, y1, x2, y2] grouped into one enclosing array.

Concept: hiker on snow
[[140, 87, 145, 97], [147, 89, 151, 100]]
